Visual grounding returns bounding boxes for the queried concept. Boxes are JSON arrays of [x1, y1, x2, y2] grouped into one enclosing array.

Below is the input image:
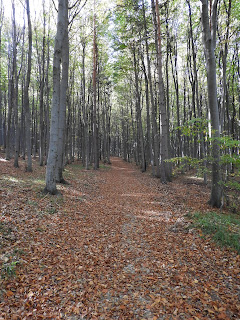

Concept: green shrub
[[190, 211, 240, 253]]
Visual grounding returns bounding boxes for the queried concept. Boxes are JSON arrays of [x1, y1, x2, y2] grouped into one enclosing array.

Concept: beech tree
[[24, 0, 33, 172], [92, 0, 98, 170], [45, 0, 69, 194], [153, 0, 171, 182], [200, 0, 222, 207]]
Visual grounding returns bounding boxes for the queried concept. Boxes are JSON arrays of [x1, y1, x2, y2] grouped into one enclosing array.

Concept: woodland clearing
[[0, 156, 239, 319]]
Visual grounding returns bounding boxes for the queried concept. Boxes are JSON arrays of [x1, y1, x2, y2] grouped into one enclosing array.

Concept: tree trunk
[[56, 3, 69, 183], [92, 1, 98, 170], [200, 0, 222, 207], [153, 0, 171, 182], [45, 0, 68, 194], [0, 1, 3, 149], [39, 5, 46, 166], [82, 40, 89, 169], [187, 0, 207, 183], [24, 0, 32, 172], [45, 22, 51, 164], [133, 45, 146, 172], [146, 0, 160, 177], [170, 37, 181, 158]]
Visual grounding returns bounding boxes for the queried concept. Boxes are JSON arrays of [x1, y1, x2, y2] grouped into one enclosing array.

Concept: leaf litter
[[0, 155, 239, 319]]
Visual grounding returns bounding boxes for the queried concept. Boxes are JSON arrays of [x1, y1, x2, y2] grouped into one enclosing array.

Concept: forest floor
[[0, 155, 240, 320]]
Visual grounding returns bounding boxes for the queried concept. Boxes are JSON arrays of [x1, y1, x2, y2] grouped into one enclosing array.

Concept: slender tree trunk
[[11, 0, 19, 168], [0, 0, 3, 149], [24, 0, 32, 172], [146, 0, 160, 177], [133, 45, 146, 172], [92, 0, 98, 170], [170, 38, 181, 158], [6, 51, 13, 160], [106, 97, 111, 164], [201, 0, 222, 207], [219, 0, 231, 133], [154, 0, 171, 182], [82, 41, 89, 169], [39, 6, 46, 166], [165, 2, 171, 161], [45, 23, 51, 164], [142, 2, 155, 174], [20, 80, 25, 159], [141, 54, 151, 166], [187, 0, 207, 183]]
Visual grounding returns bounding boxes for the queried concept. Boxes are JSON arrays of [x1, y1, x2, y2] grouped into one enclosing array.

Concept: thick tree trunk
[[45, 0, 68, 194], [56, 5, 69, 183]]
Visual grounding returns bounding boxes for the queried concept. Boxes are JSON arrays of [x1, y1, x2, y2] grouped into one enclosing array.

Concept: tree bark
[[56, 1, 69, 183], [39, 3, 46, 166], [45, 0, 68, 194], [0, 1, 3, 149], [153, 0, 171, 182], [200, 0, 222, 207], [133, 45, 146, 172], [92, 0, 98, 170], [24, 0, 33, 172], [142, 0, 156, 176]]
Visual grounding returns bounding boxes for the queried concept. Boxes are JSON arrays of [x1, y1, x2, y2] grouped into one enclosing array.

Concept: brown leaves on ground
[[0, 155, 239, 319]]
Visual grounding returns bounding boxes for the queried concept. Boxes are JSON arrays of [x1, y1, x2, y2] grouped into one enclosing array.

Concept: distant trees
[[0, 0, 239, 207], [112, 0, 240, 207]]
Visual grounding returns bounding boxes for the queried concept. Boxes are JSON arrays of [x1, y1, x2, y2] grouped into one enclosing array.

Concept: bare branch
[[52, 0, 58, 12], [68, 0, 87, 29], [69, 0, 79, 10]]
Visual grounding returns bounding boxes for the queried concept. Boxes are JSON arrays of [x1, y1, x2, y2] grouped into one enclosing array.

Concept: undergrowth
[[1, 261, 19, 279], [189, 211, 240, 253]]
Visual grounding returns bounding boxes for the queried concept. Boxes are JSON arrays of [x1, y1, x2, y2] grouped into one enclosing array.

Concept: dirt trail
[[0, 157, 240, 319]]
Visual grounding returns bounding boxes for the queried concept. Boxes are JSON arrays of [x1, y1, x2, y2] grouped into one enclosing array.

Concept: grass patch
[[99, 163, 111, 170], [189, 211, 240, 253], [1, 260, 20, 279], [27, 200, 38, 206]]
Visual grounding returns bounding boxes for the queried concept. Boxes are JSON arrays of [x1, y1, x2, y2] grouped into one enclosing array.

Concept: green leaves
[[178, 117, 210, 137], [190, 211, 240, 253], [1, 260, 20, 279]]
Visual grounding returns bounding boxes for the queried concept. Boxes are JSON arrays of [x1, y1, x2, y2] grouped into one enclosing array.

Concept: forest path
[[0, 156, 239, 319]]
